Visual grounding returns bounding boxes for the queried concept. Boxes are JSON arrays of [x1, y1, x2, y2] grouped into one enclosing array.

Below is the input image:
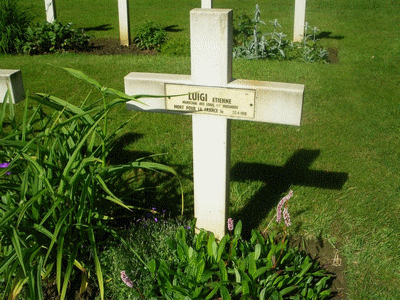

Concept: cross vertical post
[[191, 9, 233, 238], [201, 0, 213, 8], [44, 0, 56, 23], [293, 0, 306, 42], [118, 0, 131, 46]]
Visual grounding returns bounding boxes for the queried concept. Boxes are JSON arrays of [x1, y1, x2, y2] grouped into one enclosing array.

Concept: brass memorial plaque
[[165, 84, 255, 119]]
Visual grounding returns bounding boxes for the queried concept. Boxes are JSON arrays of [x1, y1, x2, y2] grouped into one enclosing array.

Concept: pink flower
[[276, 190, 293, 225], [283, 207, 291, 227], [227, 218, 234, 231], [120, 270, 133, 288]]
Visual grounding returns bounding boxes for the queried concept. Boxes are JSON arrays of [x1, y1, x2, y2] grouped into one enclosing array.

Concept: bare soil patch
[[290, 236, 347, 299]]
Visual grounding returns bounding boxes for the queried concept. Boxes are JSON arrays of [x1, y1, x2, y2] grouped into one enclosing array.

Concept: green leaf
[[254, 266, 268, 279], [254, 243, 261, 260], [297, 261, 313, 278], [205, 282, 221, 300], [88, 229, 104, 300], [220, 285, 231, 300], [259, 287, 267, 300], [60, 67, 102, 90], [207, 232, 215, 258], [148, 259, 156, 275], [217, 234, 229, 262], [11, 227, 26, 276], [234, 268, 241, 283], [280, 285, 298, 296], [212, 240, 218, 261], [196, 259, 205, 282], [219, 259, 228, 282], [234, 220, 242, 237], [270, 290, 283, 300], [43, 207, 74, 267], [60, 242, 80, 300], [248, 252, 257, 278]]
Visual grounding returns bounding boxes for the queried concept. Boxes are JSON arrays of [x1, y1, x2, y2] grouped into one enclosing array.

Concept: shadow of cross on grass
[[230, 149, 348, 238]]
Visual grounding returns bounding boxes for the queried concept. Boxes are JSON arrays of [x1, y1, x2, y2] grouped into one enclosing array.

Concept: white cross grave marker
[[0, 69, 25, 104], [201, 0, 213, 8], [44, 0, 56, 23], [124, 9, 304, 239], [293, 0, 306, 42], [118, 0, 131, 46]]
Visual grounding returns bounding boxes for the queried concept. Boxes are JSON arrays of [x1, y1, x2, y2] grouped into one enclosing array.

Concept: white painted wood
[[124, 9, 304, 239], [0, 70, 25, 104], [201, 0, 213, 8], [293, 0, 306, 42], [118, 0, 131, 46], [44, 0, 56, 23], [191, 9, 232, 239], [125, 74, 304, 126]]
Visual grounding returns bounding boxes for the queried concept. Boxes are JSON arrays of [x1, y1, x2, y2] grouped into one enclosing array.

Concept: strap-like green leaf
[[11, 227, 26, 276], [60, 242, 80, 300], [88, 229, 104, 300], [219, 259, 228, 282], [60, 67, 102, 90]]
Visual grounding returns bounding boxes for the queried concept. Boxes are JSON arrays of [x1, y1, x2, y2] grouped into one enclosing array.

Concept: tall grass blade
[[60, 243, 80, 300], [60, 67, 102, 90], [11, 228, 26, 276], [88, 229, 104, 300]]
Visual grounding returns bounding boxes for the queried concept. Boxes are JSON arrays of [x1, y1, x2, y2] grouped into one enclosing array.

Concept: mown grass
[[2, 0, 400, 298]]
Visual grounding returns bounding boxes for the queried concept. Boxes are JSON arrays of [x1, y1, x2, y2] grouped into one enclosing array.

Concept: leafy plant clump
[[133, 21, 167, 51], [233, 5, 329, 63], [0, 68, 181, 300], [118, 215, 331, 299], [0, 0, 33, 54], [100, 213, 193, 300], [148, 221, 331, 299], [23, 20, 92, 55]]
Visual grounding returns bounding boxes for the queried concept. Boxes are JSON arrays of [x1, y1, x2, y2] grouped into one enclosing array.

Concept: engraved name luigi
[[165, 83, 256, 119]]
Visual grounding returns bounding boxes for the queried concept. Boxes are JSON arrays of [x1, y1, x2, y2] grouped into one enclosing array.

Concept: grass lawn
[[2, 0, 400, 299]]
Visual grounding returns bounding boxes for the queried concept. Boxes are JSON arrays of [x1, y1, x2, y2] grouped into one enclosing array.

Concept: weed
[[133, 21, 167, 51]]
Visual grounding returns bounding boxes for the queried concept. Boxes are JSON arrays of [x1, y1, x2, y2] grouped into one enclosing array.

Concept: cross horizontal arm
[[125, 72, 304, 126]]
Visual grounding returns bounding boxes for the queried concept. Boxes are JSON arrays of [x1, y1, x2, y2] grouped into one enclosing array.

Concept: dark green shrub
[[133, 21, 167, 51], [233, 13, 256, 47], [23, 20, 92, 54], [0, 0, 33, 53]]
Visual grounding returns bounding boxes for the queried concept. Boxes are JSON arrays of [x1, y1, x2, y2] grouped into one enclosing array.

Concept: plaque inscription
[[165, 84, 255, 119]]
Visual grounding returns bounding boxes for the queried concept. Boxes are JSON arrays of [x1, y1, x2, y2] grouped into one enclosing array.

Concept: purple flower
[[0, 162, 11, 175], [227, 218, 234, 231], [276, 190, 293, 225], [120, 270, 133, 288], [154, 217, 158, 222]]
